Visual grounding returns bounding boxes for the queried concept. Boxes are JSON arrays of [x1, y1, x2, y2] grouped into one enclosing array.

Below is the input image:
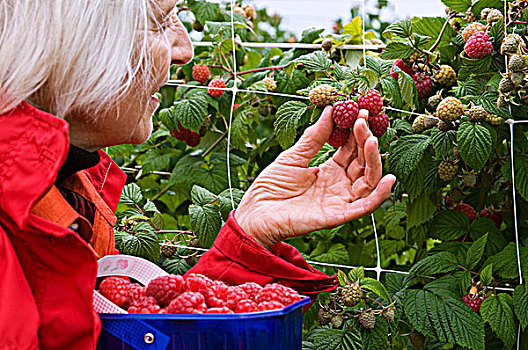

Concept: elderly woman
[[0, 0, 395, 349]]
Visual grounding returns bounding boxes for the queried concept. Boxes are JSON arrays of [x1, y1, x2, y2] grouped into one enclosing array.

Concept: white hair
[[0, 0, 158, 117]]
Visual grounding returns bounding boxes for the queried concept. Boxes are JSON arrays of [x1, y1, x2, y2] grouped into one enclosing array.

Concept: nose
[[167, 12, 193, 65]]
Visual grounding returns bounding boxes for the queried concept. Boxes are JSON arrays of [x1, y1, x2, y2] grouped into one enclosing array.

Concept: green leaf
[[511, 153, 528, 202], [174, 94, 208, 132], [413, 17, 456, 50], [120, 231, 160, 262], [383, 19, 413, 38], [379, 42, 415, 60], [484, 243, 528, 280], [431, 129, 456, 157], [466, 233, 488, 269], [120, 183, 143, 205], [189, 203, 222, 248], [349, 266, 365, 283], [407, 193, 438, 229], [480, 264, 493, 286], [141, 149, 172, 173], [388, 134, 431, 180], [404, 288, 484, 349], [398, 71, 418, 108], [513, 284, 528, 331], [231, 109, 249, 151], [342, 16, 363, 41], [337, 270, 349, 287], [430, 210, 469, 240], [360, 317, 389, 350], [471, 218, 508, 256], [217, 188, 244, 220], [308, 143, 335, 167], [274, 101, 307, 149], [191, 1, 219, 25], [360, 277, 391, 302], [441, 0, 471, 12], [409, 252, 459, 276], [481, 294, 516, 349], [459, 54, 492, 80], [295, 51, 332, 71], [299, 27, 325, 44], [310, 243, 350, 264], [457, 122, 493, 171], [384, 201, 407, 228], [190, 185, 217, 206], [380, 76, 403, 109], [162, 257, 192, 275]]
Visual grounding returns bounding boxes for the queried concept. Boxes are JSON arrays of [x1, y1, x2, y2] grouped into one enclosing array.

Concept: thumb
[[276, 105, 334, 167]]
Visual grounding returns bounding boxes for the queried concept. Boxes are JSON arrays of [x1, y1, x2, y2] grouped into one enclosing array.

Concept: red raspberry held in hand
[[464, 32, 493, 59], [99, 276, 131, 308], [206, 307, 234, 314], [192, 65, 210, 84], [463, 294, 483, 313], [368, 113, 390, 138], [146, 274, 184, 307], [167, 292, 208, 314], [328, 127, 350, 148], [480, 208, 502, 228], [357, 89, 383, 116], [127, 284, 147, 307], [256, 283, 300, 306], [258, 301, 285, 311], [236, 299, 259, 313], [225, 286, 249, 310], [412, 72, 433, 99], [184, 273, 213, 293], [332, 100, 359, 128], [454, 203, 476, 223], [208, 79, 226, 97], [390, 59, 413, 80], [128, 297, 161, 314], [238, 282, 263, 301]]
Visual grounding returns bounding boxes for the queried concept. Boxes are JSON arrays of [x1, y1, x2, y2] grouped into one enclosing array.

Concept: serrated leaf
[[459, 54, 492, 80], [141, 149, 171, 173], [162, 257, 192, 275], [430, 210, 469, 240], [480, 264, 493, 286], [380, 76, 403, 109], [295, 51, 332, 71], [190, 185, 217, 206], [399, 71, 418, 108], [189, 203, 222, 248], [481, 294, 516, 349], [383, 19, 413, 38], [231, 109, 249, 151], [404, 288, 484, 349], [309, 143, 335, 167], [457, 122, 493, 171], [514, 284, 528, 331], [431, 129, 456, 157], [174, 94, 208, 132], [413, 17, 456, 50], [361, 317, 388, 350], [388, 134, 431, 180], [484, 243, 528, 280], [310, 243, 349, 264], [407, 193, 438, 229], [511, 152, 528, 202], [191, 1, 219, 25], [217, 188, 244, 220], [441, 0, 471, 12], [120, 183, 143, 205], [360, 277, 391, 302], [466, 233, 488, 269], [409, 252, 459, 276], [274, 101, 307, 149], [384, 201, 407, 228], [380, 42, 415, 60], [471, 218, 507, 256], [120, 231, 160, 262], [337, 270, 349, 287], [349, 266, 365, 283]]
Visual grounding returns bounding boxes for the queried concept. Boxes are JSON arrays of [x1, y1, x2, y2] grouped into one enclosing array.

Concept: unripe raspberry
[[486, 9, 503, 24], [192, 65, 210, 84], [480, 8, 492, 20], [359, 312, 376, 330], [328, 126, 350, 148], [381, 307, 395, 322], [508, 54, 526, 72], [465, 9, 477, 23], [263, 77, 277, 91], [462, 22, 486, 41], [318, 308, 332, 326], [463, 293, 483, 313], [511, 71, 525, 85], [500, 34, 525, 55], [330, 315, 344, 329], [437, 120, 454, 132], [369, 113, 389, 138], [499, 77, 515, 94], [438, 160, 458, 182], [486, 113, 504, 125], [340, 283, 363, 307], [192, 20, 204, 32], [208, 79, 226, 97], [321, 38, 333, 51], [332, 100, 359, 128], [496, 95, 509, 109], [412, 72, 433, 99], [437, 97, 464, 122], [464, 32, 493, 59], [410, 331, 426, 349], [480, 208, 502, 228], [309, 84, 337, 107], [404, 50, 421, 65], [428, 93, 442, 109], [466, 105, 488, 123], [233, 6, 246, 18], [390, 59, 413, 80], [358, 89, 383, 115], [242, 4, 257, 20], [412, 115, 426, 134], [424, 116, 439, 129], [433, 65, 457, 86], [450, 18, 461, 33]]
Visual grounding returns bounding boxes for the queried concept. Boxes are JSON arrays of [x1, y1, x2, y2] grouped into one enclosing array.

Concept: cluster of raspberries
[[98, 274, 301, 314]]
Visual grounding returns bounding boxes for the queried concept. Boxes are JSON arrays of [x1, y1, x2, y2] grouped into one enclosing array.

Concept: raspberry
[[465, 9, 477, 23], [321, 38, 333, 51], [184, 273, 213, 294], [480, 208, 503, 228], [412, 72, 433, 99], [341, 283, 363, 307], [412, 115, 426, 134], [263, 77, 277, 91], [199, 115, 211, 136], [192, 20, 204, 32], [390, 59, 413, 80], [192, 65, 210, 84], [238, 282, 263, 301], [501, 34, 524, 55], [381, 307, 395, 322], [171, 121, 191, 142], [318, 308, 332, 326], [235, 299, 258, 313], [127, 284, 147, 307], [204, 281, 229, 308], [462, 22, 486, 42], [511, 72, 525, 85], [208, 79, 226, 97], [99, 277, 131, 308], [433, 65, 457, 86], [486, 9, 503, 23], [185, 131, 201, 147], [438, 160, 458, 182], [454, 203, 476, 223], [258, 301, 284, 311], [486, 113, 504, 125], [359, 312, 376, 330], [410, 331, 426, 349], [428, 93, 442, 109], [167, 292, 208, 314], [242, 4, 257, 20], [369, 113, 389, 138], [480, 8, 492, 20], [309, 84, 337, 107], [128, 297, 161, 314], [436, 97, 464, 122], [464, 32, 493, 59], [404, 50, 421, 65], [256, 283, 300, 306], [331, 315, 344, 329], [424, 116, 438, 129], [357, 89, 383, 115], [161, 237, 177, 258], [467, 105, 488, 123], [332, 100, 359, 128], [499, 77, 515, 94], [224, 286, 249, 310], [328, 127, 350, 148], [146, 275, 184, 307], [206, 307, 234, 314], [232, 103, 240, 111], [496, 94, 509, 109], [463, 294, 483, 313], [437, 120, 454, 132], [508, 54, 526, 72]]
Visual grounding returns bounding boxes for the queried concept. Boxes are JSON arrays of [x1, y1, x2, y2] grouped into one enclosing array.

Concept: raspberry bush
[[107, 1, 528, 348]]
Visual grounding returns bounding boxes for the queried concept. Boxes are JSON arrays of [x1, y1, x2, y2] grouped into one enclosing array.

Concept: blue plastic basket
[[97, 296, 310, 350]]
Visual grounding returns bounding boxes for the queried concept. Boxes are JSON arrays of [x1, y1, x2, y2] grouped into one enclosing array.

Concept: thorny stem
[[366, 296, 385, 309], [134, 203, 159, 231]]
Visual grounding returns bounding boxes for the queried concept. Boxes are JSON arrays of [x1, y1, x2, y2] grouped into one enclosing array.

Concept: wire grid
[[162, 1, 526, 345]]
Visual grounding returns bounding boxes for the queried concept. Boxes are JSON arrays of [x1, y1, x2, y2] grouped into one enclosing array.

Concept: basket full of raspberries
[[95, 255, 310, 350]]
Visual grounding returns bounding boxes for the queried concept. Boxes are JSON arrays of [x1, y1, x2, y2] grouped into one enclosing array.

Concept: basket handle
[[101, 317, 170, 350]]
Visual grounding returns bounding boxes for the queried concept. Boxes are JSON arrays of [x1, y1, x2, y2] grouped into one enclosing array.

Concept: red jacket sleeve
[[185, 211, 338, 296]]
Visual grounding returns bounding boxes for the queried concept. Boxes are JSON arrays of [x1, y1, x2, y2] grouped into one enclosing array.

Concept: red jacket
[[0, 102, 336, 350]]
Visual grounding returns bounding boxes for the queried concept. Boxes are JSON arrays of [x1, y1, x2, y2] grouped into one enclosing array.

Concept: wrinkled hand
[[234, 106, 396, 248]]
